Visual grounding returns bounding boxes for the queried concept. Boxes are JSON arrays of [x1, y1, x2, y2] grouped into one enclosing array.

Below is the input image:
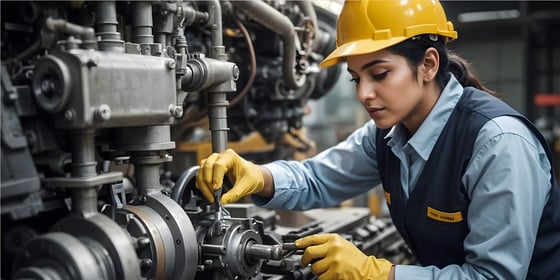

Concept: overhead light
[[457, 9, 520, 23]]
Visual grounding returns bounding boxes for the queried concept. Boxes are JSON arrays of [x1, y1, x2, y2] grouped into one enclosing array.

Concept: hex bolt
[[169, 104, 183, 118], [64, 109, 75, 122], [232, 65, 240, 80], [166, 60, 176, 70], [140, 258, 153, 270], [137, 237, 151, 248], [94, 104, 111, 122]]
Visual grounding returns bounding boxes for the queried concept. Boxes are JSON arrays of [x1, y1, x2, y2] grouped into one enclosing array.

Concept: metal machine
[[1, 1, 415, 279]]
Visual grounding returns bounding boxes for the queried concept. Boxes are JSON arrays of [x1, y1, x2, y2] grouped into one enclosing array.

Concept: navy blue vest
[[376, 87, 560, 279]]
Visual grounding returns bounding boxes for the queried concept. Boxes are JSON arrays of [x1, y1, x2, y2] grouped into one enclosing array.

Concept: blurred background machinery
[[1, 1, 414, 279]]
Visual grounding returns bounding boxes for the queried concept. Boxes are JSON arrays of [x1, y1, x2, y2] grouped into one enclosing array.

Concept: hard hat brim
[[320, 37, 407, 68]]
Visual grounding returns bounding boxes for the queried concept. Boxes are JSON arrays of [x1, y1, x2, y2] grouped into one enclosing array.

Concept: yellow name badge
[[427, 207, 463, 223]]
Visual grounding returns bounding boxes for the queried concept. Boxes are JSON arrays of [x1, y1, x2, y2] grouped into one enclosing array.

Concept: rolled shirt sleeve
[[252, 120, 382, 210]]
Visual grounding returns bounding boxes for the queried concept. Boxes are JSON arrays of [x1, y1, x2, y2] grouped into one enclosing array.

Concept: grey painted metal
[[201, 218, 264, 279], [32, 50, 177, 129], [113, 194, 199, 280], [122, 203, 176, 280], [112, 125, 174, 195], [208, 92, 229, 154], [45, 18, 97, 49], [112, 125, 175, 151], [245, 242, 285, 260], [54, 214, 142, 280], [13, 232, 107, 280], [43, 171, 123, 189], [93, 1, 124, 52], [69, 129, 98, 215], [132, 1, 154, 53], [146, 194, 199, 280], [31, 55, 71, 113]]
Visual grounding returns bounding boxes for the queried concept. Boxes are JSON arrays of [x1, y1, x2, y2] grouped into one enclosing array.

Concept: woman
[[196, 0, 560, 279]]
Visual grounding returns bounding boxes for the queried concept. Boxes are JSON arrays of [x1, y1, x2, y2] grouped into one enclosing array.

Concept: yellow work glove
[[196, 149, 264, 205], [296, 233, 393, 280]]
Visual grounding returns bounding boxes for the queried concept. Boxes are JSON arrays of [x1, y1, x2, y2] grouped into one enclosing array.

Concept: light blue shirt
[[254, 75, 552, 279]]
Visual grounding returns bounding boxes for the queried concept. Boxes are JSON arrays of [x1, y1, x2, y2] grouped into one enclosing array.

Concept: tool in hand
[[280, 242, 304, 258]]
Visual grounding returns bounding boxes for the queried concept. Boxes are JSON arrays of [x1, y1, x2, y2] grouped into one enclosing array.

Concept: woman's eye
[[349, 77, 360, 83], [371, 71, 388, 81]]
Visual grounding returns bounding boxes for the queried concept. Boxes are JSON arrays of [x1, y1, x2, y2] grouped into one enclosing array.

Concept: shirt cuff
[[251, 162, 293, 208], [395, 265, 433, 280]]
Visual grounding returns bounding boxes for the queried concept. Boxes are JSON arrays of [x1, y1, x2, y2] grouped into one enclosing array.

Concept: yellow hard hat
[[320, 0, 458, 68]]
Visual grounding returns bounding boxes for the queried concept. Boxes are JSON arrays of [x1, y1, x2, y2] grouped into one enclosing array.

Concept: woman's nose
[[356, 83, 376, 102]]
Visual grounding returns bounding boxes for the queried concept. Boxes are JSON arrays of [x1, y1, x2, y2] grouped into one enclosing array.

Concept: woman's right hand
[[196, 149, 265, 205]]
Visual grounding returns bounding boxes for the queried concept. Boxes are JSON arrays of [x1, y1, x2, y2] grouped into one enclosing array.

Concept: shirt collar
[[386, 74, 464, 160]]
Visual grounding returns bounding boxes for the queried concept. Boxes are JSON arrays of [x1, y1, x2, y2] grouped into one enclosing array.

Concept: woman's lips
[[367, 107, 383, 118]]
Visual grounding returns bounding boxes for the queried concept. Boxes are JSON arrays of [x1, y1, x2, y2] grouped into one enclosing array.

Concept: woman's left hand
[[296, 233, 393, 280]]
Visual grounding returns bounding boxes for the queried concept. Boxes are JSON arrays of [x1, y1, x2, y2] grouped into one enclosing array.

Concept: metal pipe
[[200, 244, 226, 256], [45, 18, 97, 49], [296, 0, 318, 36], [69, 129, 98, 216], [94, 1, 124, 52], [232, 1, 306, 89], [70, 130, 97, 178], [204, 0, 235, 225], [133, 160, 163, 196], [132, 1, 154, 54], [208, 92, 229, 154], [207, 0, 225, 60], [296, 0, 324, 52]]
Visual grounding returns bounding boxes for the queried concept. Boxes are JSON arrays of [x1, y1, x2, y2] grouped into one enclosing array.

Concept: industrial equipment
[[1, 1, 415, 279]]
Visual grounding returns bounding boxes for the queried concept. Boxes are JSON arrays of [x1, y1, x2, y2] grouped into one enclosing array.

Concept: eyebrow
[[347, 59, 389, 73]]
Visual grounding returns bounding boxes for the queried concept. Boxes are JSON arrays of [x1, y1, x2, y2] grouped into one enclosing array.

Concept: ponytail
[[447, 52, 497, 96], [388, 35, 497, 96]]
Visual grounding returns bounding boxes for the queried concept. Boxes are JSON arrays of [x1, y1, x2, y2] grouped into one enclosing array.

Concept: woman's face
[[346, 49, 439, 133]]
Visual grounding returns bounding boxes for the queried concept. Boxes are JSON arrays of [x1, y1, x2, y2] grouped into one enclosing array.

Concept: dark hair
[[387, 35, 496, 96]]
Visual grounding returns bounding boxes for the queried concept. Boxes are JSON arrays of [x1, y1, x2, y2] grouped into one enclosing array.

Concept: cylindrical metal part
[[153, 4, 173, 46], [208, 0, 223, 51], [132, 1, 154, 54], [200, 244, 227, 256], [245, 242, 284, 260], [68, 130, 99, 215], [208, 92, 228, 153], [94, 1, 124, 52], [71, 188, 98, 216], [70, 130, 97, 177], [132, 160, 163, 195], [13, 232, 109, 280], [181, 58, 238, 92], [46, 18, 95, 42]]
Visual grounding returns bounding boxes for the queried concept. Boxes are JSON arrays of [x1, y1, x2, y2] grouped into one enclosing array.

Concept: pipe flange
[[145, 194, 199, 280], [203, 218, 264, 278]]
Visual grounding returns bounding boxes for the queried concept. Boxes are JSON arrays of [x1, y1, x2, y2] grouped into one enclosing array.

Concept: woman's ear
[[422, 47, 440, 82]]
